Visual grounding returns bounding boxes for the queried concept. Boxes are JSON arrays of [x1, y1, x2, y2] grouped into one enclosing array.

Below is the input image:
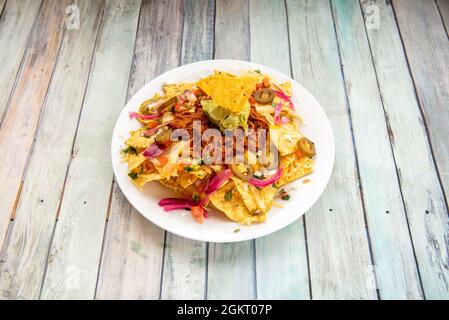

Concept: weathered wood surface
[[96, 0, 185, 300], [286, 0, 375, 299], [161, 0, 214, 300], [250, 0, 310, 300], [40, 0, 141, 300], [436, 0, 449, 35], [0, 0, 104, 300], [331, 0, 423, 299], [0, 0, 41, 125], [0, 0, 447, 300], [0, 0, 68, 257], [207, 0, 255, 300], [362, 0, 449, 300], [393, 0, 449, 241]]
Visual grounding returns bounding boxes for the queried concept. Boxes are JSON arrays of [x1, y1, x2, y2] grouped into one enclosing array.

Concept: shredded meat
[[169, 106, 270, 163]]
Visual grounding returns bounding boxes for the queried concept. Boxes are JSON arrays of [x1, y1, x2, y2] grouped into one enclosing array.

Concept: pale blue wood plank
[[374, 0, 449, 298], [331, 0, 423, 299], [286, 0, 376, 299], [250, 0, 310, 299], [207, 0, 256, 300], [40, 0, 141, 299]]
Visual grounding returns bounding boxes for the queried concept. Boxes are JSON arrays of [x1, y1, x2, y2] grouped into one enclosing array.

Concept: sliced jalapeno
[[297, 137, 316, 158], [254, 88, 275, 104]]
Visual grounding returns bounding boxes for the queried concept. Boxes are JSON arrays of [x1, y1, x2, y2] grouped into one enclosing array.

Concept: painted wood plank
[[382, 0, 449, 299], [286, 0, 375, 299], [207, 0, 255, 300], [0, 0, 6, 17], [393, 0, 449, 223], [161, 0, 214, 300], [0, 0, 69, 254], [436, 0, 449, 35], [39, 0, 141, 300], [0, 0, 104, 300], [0, 0, 41, 124], [96, 0, 185, 300], [331, 0, 423, 299], [249, 0, 309, 300]]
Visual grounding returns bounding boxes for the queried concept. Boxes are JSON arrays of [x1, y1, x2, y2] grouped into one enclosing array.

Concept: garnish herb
[[192, 193, 199, 203], [128, 172, 138, 180], [279, 188, 290, 201], [255, 69, 261, 73], [184, 166, 194, 172], [234, 228, 240, 233], [123, 146, 137, 154], [224, 189, 233, 201]]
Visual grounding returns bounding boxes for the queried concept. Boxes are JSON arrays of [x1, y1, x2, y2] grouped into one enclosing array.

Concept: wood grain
[[207, 0, 255, 300], [286, 0, 375, 299], [394, 0, 449, 212], [0, 0, 41, 124], [39, 0, 141, 300], [161, 0, 214, 300], [331, 0, 423, 299], [250, 0, 310, 300], [96, 0, 186, 300], [436, 0, 449, 35], [0, 0, 104, 300], [0, 0, 68, 255], [389, 0, 449, 299]]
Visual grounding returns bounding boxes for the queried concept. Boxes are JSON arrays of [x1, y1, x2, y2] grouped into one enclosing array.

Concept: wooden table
[[0, 0, 448, 300]]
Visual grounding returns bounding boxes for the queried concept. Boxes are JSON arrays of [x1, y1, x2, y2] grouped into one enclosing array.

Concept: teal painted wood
[[161, 0, 214, 300], [40, 0, 141, 300], [286, 0, 375, 299], [0, 0, 68, 258], [0, 0, 104, 300], [0, 0, 41, 125], [331, 0, 423, 299], [96, 0, 186, 300], [207, 0, 256, 300], [250, 0, 309, 300], [361, 0, 449, 300]]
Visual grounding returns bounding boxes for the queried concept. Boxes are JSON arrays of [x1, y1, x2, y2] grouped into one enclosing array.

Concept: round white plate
[[111, 59, 334, 242]]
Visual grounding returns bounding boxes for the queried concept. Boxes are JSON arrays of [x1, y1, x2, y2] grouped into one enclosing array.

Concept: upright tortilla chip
[[269, 120, 303, 156], [197, 75, 259, 113], [125, 128, 153, 149]]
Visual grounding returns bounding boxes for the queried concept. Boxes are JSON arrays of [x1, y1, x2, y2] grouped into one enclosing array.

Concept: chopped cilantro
[[255, 69, 261, 73], [281, 194, 291, 201], [128, 172, 138, 180], [272, 183, 279, 189], [224, 190, 233, 201], [123, 146, 137, 154], [184, 166, 194, 172], [192, 193, 199, 203], [233, 228, 240, 233]]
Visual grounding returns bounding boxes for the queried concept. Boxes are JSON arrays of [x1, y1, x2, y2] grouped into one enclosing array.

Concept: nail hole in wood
[[386, 210, 389, 214], [425, 210, 429, 214], [329, 208, 333, 212], [40, 199, 44, 203]]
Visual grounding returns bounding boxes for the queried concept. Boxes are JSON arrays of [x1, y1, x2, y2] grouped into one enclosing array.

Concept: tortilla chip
[[209, 181, 266, 224], [125, 152, 147, 171], [268, 120, 302, 156], [132, 173, 161, 188], [278, 154, 314, 186], [163, 82, 195, 97], [197, 75, 259, 113], [126, 128, 153, 149], [232, 177, 277, 215], [279, 82, 292, 96], [178, 172, 199, 189]]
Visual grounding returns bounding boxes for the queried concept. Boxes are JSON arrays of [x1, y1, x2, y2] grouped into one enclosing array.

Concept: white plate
[[111, 59, 334, 242]]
